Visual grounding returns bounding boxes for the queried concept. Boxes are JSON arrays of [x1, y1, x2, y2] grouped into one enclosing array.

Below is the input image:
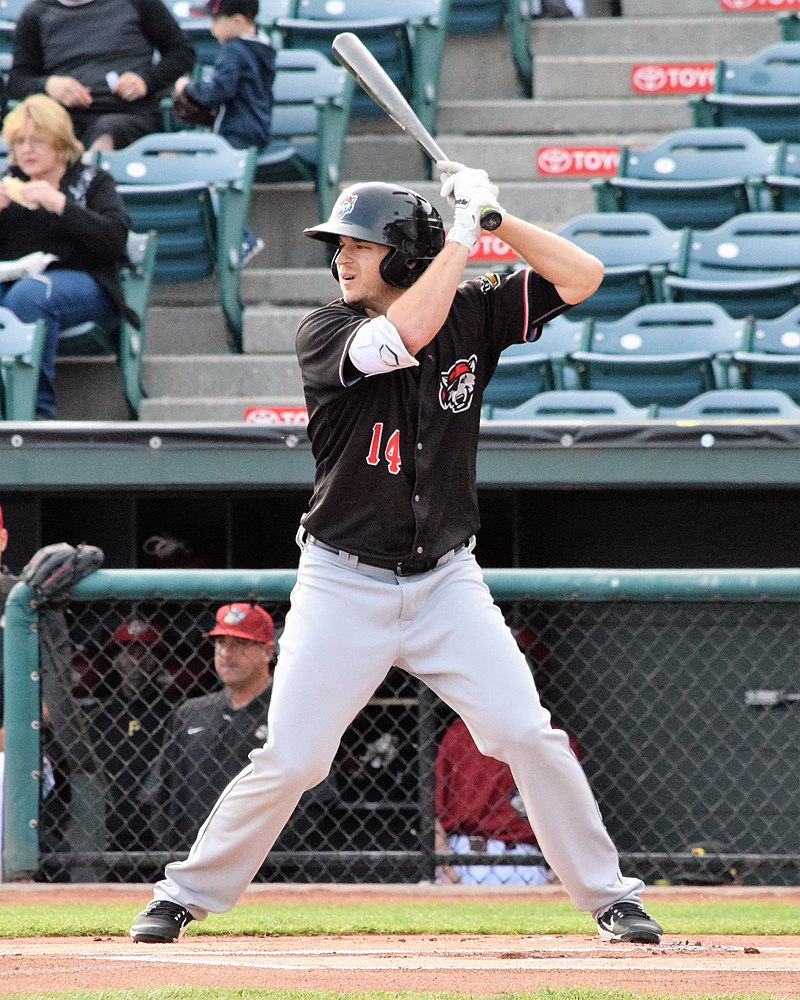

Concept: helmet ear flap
[[330, 246, 340, 284], [380, 248, 423, 289]]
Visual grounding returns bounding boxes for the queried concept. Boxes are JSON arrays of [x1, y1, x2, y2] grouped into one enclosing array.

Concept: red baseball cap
[[203, 603, 274, 644], [111, 618, 163, 646]]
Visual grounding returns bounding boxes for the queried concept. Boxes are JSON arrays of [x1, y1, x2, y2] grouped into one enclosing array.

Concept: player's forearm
[[496, 214, 604, 305], [386, 242, 468, 354]]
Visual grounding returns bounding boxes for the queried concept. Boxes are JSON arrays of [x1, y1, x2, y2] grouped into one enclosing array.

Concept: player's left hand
[[437, 160, 498, 207], [447, 183, 504, 250]]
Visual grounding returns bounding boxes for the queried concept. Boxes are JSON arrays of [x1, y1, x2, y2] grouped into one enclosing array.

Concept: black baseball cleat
[[596, 900, 663, 944], [130, 900, 194, 943]]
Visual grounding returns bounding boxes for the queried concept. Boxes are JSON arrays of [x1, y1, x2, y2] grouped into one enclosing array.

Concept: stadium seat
[[491, 389, 651, 421], [0, 308, 45, 421], [274, 0, 450, 135], [569, 301, 748, 408], [760, 142, 800, 212], [539, 312, 588, 390], [0, 0, 32, 55], [556, 212, 685, 321], [731, 303, 800, 403], [661, 212, 800, 320], [483, 312, 587, 408], [657, 388, 800, 420], [447, 0, 532, 96], [58, 231, 158, 418], [255, 47, 355, 220], [592, 127, 778, 228], [99, 133, 257, 350], [690, 43, 800, 143]]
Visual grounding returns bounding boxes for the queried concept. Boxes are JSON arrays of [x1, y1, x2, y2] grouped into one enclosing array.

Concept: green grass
[[0, 991, 786, 1000], [2, 897, 800, 937]]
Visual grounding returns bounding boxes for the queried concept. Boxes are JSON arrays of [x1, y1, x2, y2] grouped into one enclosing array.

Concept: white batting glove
[[446, 185, 505, 250], [437, 159, 499, 208]]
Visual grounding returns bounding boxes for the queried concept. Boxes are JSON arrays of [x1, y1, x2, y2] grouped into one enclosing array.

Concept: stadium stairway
[[55, 0, 781, 421]]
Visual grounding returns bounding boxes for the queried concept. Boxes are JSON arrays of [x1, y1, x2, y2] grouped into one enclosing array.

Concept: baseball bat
[[331, 31, 503, 232]]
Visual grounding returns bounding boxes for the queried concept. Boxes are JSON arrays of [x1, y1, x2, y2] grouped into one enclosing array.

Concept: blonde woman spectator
[[0, 95, 132, 417]]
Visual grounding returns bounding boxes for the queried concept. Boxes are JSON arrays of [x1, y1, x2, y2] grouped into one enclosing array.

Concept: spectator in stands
[[87, 617, 176, 851], [173, 0, 275, 266], [435, 716, 582, 885], [147, 603, 339, 855], [0, 95, 134, 418], [8, 0, 194, 153]]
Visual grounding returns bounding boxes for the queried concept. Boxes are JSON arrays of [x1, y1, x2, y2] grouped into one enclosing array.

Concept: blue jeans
[[0, 270, 120, 417]]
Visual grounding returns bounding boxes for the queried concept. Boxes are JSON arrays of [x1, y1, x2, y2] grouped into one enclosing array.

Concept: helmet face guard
[[304, 182, 445, 289]]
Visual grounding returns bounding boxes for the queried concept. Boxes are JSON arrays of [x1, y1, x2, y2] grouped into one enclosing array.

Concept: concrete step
[[534, 54, 722, 99], [147, 305, 229, 355], [243, 305, 306, 354], [531, 14, 778, 58], [439, 29, 521, 101], [245, 266, 335, 305], [621, 0, 753, 15], [346, 131, 665, 182], [137, 395, 305, 422], [141, 354, 303, 398], [438, 96, 691, 135]]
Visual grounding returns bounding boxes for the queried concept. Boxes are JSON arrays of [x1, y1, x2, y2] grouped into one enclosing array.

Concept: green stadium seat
[[592, 127, 778, 228], [0, 0, 33, 55], [483, 313, 587, 408], [0, 307, 45, 421], [58, 231, 158, 418], [99, 133, 257, 351], [490, 389, 651, 421], [760, 142, 800, 212], [690, 43, 800, 143], [556, 212, 685, 321], [569, 301, 747, 408], [657, 388, 800, 420], [662, 212, 800, 320], [274, 0, 449, 136], [731, 303, 800, 403]]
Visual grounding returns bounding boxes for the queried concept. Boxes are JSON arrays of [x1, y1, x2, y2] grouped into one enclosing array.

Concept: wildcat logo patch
[[439, 355, 477, 412]]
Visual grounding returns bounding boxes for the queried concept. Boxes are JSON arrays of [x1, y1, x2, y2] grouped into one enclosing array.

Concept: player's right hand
[[437, 160, 498, 208]]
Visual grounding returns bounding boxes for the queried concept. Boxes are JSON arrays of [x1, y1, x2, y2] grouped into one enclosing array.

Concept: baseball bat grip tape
[[480, 207, 503, 231]]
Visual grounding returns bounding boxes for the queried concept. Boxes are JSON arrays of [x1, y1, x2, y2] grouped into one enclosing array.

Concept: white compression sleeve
[[348, 316, 419, 375]]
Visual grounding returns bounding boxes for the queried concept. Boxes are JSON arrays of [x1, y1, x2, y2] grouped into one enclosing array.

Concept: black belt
[[305, 532, 470, 576]]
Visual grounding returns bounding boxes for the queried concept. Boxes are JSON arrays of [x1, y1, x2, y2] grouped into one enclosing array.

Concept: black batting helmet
[[304, 182, 445, 288]]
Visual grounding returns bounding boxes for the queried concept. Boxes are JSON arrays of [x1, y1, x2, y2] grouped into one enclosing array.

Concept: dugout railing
[[4, 568, 800, 886]]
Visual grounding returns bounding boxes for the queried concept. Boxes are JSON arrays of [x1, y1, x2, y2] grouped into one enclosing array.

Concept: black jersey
[[296, 268, 566, 563], [155, 687, 338, 848]]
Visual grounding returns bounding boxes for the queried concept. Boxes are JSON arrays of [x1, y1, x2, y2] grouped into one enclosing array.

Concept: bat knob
[[480, 207, 503, 232]]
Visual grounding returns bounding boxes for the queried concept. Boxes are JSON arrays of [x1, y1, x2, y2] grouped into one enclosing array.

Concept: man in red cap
[[148, 604, 338, 854]]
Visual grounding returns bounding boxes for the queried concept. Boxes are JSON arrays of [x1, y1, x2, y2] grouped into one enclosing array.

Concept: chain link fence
[[5, 570, 800, 886]]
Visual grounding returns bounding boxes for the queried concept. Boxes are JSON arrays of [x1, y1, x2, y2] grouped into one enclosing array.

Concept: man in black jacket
[[149, 603, 339, 856], [8, 0, 194, 151]]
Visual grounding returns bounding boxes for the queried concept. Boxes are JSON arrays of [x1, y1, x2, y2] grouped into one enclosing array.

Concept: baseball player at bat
[[130, 165, 663, 946]]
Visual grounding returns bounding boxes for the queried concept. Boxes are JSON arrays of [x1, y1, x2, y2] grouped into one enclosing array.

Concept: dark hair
[[207, 0, 258, 19]]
